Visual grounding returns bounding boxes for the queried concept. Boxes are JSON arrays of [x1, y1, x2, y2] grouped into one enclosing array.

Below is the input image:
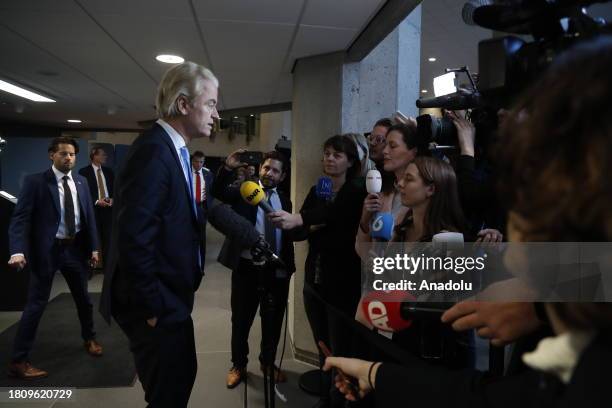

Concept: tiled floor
[[0, 227, 319, 408]]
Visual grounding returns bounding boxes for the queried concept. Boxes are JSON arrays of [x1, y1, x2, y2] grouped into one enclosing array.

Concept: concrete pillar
[[290, 51, 345, 362], [289, 8, 421, 362], [342, 5, 422, 134], [259, 111, 292, 153]]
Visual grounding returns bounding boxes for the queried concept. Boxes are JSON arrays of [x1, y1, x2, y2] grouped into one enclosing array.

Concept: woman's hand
[[360, 193, 383, 233], [323, 357, 381, 401]]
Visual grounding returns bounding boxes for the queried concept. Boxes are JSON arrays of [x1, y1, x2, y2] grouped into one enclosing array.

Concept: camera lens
[[416, 114, 457, 146]]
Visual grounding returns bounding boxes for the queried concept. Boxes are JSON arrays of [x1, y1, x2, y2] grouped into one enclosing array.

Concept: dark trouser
[[304, 282, 361, 408], [12, 238, 95, 362], [118, 317, 197, 408], [95, 206, 112, 267], [230, 259, 290, 369]]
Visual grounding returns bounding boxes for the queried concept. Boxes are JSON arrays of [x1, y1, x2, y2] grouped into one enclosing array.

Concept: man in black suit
[[7, 137, 102, 379], [100, 61, 219, 408], [212, 150, 295, 389], [78, 146, 114, 270]]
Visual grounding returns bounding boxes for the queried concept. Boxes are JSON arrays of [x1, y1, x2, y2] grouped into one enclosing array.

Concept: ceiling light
[[67, 119, 82, 123], [250, 114, 254, 117], [0, 79, 56, 102], [233, 116, 239, 119], [421, 89, 428, 93], [428, 57, 437, 62], [155, 54, 185, 64]]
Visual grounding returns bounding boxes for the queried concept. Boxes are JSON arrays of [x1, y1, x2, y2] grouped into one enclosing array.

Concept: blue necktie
[[179, 146, 197, 215], [179, 146, 202, 269]]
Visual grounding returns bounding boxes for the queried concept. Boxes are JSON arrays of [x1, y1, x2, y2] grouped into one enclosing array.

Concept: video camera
[[415, 0, 612, 147]]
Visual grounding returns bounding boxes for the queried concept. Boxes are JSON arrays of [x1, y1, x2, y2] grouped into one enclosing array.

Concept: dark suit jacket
[[78, 164, 115, 203], [194, 167, 214, 225], [100, 123, 205, 325], [374, 329, 612, 408], [211, 166, 295, 274], [9, 169, 99, 274]]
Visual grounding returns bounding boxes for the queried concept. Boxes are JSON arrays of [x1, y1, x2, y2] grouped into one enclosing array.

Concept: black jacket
[[78, 164, 115, 203], [295, 177, 367, 312], [100, 124, 205, 325], [374, 329, 612, 408]]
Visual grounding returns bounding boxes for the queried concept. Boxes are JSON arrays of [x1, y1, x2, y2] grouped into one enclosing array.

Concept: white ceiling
[[0, 0, 385, 129], [1, 0, 611, 130]]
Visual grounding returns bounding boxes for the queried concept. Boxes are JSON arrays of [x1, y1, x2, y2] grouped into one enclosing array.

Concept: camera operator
[[322, 35, 612, 407], [446, 109, 505, 242], [211, 150, 296, 389], [268, 134, 366, 408]]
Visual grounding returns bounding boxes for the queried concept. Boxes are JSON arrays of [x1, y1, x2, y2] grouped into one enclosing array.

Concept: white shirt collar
[[52, 165, 72, 182], [91, 163, 101, 172], [157, 119, 186, 151], [522, 330, 595, 384]]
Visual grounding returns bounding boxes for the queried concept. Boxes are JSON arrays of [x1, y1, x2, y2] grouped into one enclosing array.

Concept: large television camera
[[416, 0, 612, 147]]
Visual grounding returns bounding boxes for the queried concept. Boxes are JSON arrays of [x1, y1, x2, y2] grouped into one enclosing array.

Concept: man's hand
[[96, 199, 111, 208], [447, 110, 475, 157], [268, 210, 303, 230], [90, 251, 100, 268], [323, 357, 380, 401], [146, 317, 158, 327], [441, 301, 541, 346], [8, 254, 26, 270], [224, 148, 248, 171]]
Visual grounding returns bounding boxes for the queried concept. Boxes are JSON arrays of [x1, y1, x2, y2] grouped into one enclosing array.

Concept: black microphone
[[207, 201, 285, 267]]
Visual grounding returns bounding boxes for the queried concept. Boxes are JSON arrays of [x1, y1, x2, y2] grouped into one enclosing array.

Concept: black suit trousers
[[117, 317, 197, 408], [230, 259, 290, 368], [12, 236, 95, 362]]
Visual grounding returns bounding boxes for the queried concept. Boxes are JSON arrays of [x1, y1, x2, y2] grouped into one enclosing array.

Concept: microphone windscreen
[[371, 212, 394, 241], [315, 177, 333, 200], [361, 291, 414, 332], [366, 170, 382, 194], [432, 232, 464, 251], [240, 181, 265, 206]]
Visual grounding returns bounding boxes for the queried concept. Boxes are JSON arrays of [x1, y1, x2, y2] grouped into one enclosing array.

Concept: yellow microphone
[[240, 181, 274, 213]]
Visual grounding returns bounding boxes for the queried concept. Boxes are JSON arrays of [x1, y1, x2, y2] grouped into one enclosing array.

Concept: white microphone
[[366, 169, 382, 194]]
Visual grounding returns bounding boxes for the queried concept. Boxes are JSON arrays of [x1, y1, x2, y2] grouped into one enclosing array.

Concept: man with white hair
[[100, 61, 219, 407]]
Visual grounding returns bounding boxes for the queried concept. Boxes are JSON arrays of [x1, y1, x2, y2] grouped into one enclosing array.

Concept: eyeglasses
[[367, 134, 386, 146]]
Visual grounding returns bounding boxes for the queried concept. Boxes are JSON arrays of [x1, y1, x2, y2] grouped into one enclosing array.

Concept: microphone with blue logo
[[315, 176, 333, 201], [366, 170, 394, 241]]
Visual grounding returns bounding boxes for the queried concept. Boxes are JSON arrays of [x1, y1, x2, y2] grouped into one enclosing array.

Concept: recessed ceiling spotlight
[[421, 89, 428, 93], [67, 119, 82, 123], [0, 79, 56, 102], [233, 116, 239, 119], [155, 54, 185, 64], [428, 57, 436, 62], [250, 114, 255, 117]]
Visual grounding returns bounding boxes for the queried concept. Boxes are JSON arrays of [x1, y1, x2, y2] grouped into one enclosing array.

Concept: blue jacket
[[100, 124, 205, 325], [9, 169, 99, 274]]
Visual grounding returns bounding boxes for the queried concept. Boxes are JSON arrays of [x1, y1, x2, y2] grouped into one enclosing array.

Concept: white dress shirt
[[156, 119, 191, 187], [52, 165, 82, 239]]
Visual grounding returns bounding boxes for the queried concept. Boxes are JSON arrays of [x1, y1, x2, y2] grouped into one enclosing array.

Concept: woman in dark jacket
[[270, 134, 367, 407]]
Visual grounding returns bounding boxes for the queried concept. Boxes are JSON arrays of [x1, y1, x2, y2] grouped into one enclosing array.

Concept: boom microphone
[[207, 201, 284, 267], [240, 181, 274, 213]]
